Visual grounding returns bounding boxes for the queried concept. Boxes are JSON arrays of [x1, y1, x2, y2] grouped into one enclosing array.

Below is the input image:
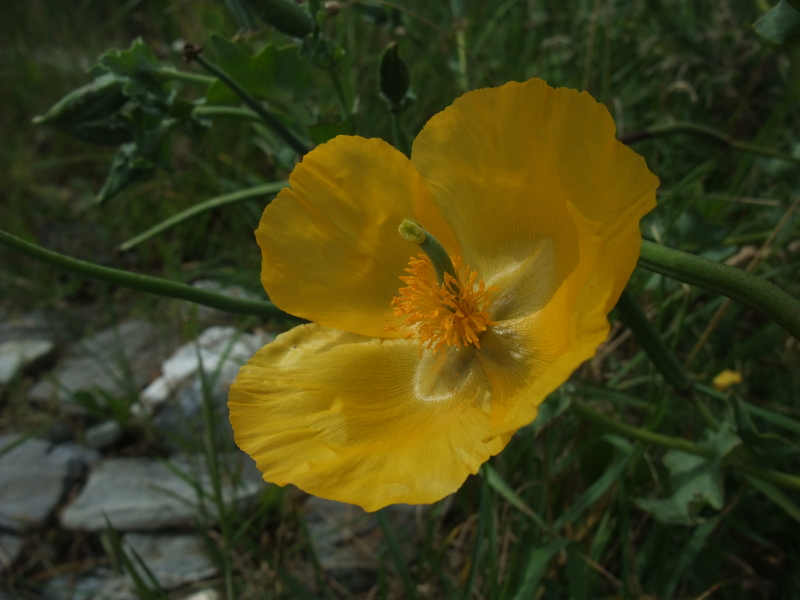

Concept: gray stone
[[180, 590, 219, 600], [123, 533, 217, 589], [0, 312, 54, 345], [0, 435, 97, 531], [61, 453, 265, 531], [42, 569, 135, 600], [48, 442, 101, 468], [303, 496, 427, 591], [143, 326, 273, 452], [0, 338, 56, 385], [140, 326, 273, 413], [28, 319, 170, 408], [0, 533, 23, 572], [85, 420, 123, 450]]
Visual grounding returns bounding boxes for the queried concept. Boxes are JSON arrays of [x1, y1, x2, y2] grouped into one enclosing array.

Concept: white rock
[[0, 339, 55, 385], [85, 420, 123, 450], [139, 326, 272, 412], [180, 590, 220, 600], [27, 319, 172, 408]]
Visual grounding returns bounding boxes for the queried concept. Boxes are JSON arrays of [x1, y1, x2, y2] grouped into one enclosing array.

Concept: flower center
[[389, 251, 497, 352]]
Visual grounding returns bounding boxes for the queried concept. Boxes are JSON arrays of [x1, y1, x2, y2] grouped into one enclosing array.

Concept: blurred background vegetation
[[1, 0, 799, 598]]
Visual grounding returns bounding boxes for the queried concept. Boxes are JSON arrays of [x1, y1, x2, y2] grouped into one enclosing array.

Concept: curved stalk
[[0, 229, 288, 319], [188, 51, 310, 156], [119, 181, 288, 251], [638, 240, 800, 340], [193, 105, 262, 123], [571, 400, 800, 491], [153, 67, 216, 86]]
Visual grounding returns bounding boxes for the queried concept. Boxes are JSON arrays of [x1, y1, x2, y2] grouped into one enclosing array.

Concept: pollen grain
[[390, 254, 497, 351]]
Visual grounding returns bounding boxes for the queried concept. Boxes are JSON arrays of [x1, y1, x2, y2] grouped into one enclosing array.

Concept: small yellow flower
[[712, 369, 743, 392], [228, 79, 659, 511]]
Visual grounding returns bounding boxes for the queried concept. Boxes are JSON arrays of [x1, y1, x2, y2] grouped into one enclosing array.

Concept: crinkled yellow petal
[[257, 135, 461, 338], [411, 78, 659, 319], [480, 205, 627, 432], [228, 323, 510, 512]]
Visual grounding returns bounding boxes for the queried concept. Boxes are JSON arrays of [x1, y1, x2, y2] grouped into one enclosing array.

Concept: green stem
[[398, 219, 458, 284], [193, 105, 262, 123], [154, 67, 216, 86], [572, 400, 713, 458], [637, 240, 800, 340], [119, 181, 288, 251], [620, 122, 800, 167], [732, 460, 800, 490], [615, 289, 693, 392], [571, 400, 800, 490], [0, 229, 288, 319], [191, 53, 310, 156], [389, 111, 408, 157]]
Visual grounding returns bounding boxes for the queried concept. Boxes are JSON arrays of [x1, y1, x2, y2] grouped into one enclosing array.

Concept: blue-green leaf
[[754, 1, 800, 45], [207, 35, 312, 107], [636, 425, 741, 525]]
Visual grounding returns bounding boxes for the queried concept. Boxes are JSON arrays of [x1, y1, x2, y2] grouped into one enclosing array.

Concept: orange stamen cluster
[[390, 254, 498, 352]]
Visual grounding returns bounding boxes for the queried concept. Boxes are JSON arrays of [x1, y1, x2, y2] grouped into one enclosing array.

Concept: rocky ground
[[0, 283, 431, 599]]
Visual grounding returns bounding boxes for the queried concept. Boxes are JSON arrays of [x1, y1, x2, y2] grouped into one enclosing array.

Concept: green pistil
[[398, 219, 459, 285]]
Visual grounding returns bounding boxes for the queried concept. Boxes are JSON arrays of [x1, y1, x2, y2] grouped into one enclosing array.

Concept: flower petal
[[228, 323, 510, 511], [257, 136, 461, 337], [411, 78, 658, 319], [476, 204, 634, 433]]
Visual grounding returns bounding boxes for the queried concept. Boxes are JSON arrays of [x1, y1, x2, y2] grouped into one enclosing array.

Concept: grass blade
[[510, 538, 570, 600]]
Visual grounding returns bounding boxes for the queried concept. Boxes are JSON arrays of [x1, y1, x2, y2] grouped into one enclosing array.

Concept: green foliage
[[33, 38, 211, 204], [636, 425, 740, 525], [754, 0, 800, 45], [3, 1, 800, 598], [207, 35, 313, 105]]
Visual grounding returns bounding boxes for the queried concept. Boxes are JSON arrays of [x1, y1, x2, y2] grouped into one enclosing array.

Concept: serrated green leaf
[[96, 142, 156, 204], [54, 118, 133, 146], [754, 0, 800, 45], [636, 425, 741, 525], [704, 422, 742, 457], [96, 38, 168, 101], [32, 74, 128, 126], [207, 36, 312, 106]]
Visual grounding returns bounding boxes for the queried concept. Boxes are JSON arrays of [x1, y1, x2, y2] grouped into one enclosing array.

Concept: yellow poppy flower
[[228, 78, 659, 511]]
